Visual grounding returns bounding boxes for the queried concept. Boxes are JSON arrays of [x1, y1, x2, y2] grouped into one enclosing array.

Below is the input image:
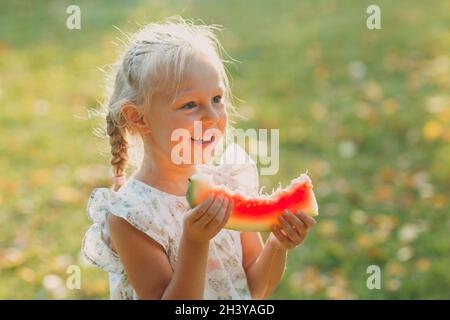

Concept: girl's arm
[[242, 211, 317, 299], [108, 214, 209, 299], [161, 234, 210, 299], [241, 232, 287, 299]]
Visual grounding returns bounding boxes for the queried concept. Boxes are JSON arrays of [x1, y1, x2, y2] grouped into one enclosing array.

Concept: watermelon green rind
[[186, 178, 195, 208], [186, 173, 212, 208]]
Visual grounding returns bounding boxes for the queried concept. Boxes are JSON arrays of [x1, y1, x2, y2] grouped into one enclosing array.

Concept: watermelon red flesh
[[186, 173, 319, 232]]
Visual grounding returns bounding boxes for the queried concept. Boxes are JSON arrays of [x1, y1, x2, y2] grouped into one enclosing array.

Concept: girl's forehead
[[177, 84, 225, 96], [152, 53, 225, 105], [176, 64, 223, 95]]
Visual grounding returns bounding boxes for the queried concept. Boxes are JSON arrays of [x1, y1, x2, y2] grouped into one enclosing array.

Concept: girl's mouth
[[191, 135, 215, 146]]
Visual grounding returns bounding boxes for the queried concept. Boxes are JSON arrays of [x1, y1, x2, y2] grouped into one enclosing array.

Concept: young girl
[[82, 16, 316, 300]]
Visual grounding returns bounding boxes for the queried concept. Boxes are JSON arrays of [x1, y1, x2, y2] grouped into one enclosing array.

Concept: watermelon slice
[[186, 173, 319, 232]]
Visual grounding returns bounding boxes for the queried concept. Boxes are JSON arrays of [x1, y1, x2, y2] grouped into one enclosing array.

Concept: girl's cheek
[[215, 105, 226, 122], [220, 110, 228, 132]]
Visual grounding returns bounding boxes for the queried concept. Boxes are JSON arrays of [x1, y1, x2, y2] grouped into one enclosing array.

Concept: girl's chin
[[169, 147, 217, 165], [190, 152, 216, 165]]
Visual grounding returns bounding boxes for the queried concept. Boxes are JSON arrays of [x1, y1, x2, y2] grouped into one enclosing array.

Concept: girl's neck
[[133, 150, 196, 197]]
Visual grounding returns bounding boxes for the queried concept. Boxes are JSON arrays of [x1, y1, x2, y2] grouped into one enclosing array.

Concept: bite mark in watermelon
[[186, 173, 319, 232]]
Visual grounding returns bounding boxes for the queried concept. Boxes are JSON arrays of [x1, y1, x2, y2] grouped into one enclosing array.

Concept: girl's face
[[146, 53, 227, 166]]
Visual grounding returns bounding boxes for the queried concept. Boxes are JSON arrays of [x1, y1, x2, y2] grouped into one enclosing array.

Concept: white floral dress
[[81, 145, 259, 300]]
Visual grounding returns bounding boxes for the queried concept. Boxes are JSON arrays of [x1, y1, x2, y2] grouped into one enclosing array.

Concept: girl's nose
[[201, 103, 220, 125]]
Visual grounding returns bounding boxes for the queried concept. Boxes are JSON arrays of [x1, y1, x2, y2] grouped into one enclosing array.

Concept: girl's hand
[[182, 194, 234, 244], [269, 210, 317, 250]]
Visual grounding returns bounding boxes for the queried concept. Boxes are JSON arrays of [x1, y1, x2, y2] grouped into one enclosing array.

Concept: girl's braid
[[106, 114, 128, 191]]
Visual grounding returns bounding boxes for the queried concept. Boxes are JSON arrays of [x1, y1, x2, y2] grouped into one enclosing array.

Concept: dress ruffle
[[82, 187, 169, 274]]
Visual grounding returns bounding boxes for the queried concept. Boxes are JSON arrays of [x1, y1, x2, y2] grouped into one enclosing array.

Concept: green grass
[[0, 0, 449, 299]]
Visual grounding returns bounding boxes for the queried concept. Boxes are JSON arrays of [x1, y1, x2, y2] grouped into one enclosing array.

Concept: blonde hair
[[90, 16, 240, 191]]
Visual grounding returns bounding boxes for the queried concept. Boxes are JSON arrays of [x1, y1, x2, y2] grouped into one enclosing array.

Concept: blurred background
[[0, 0, 449, 299]]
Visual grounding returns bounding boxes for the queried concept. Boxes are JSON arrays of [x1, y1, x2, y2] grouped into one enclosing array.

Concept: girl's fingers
[[199, 195, 225, 226], [206, 196, 228, 228], [218, 199, 234, 230], [278, 213, 302, 244], [295, 211, 317, 228], [206, 197, 229, 229], [271, 225, 292, 248], [191, 193, 215, 221], [283, 211, 307, 235]]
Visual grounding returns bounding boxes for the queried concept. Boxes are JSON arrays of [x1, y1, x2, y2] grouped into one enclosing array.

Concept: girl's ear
[[120, 102, 151, 135]]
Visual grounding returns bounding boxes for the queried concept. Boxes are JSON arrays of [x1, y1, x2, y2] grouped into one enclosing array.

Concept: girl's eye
[[181, 101, 197, 110], [212, 95, 222, 104], [180, 95, 222, 110]]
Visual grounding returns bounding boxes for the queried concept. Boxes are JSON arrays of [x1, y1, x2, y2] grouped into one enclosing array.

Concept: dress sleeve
[[81, 187, 169, 274]]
